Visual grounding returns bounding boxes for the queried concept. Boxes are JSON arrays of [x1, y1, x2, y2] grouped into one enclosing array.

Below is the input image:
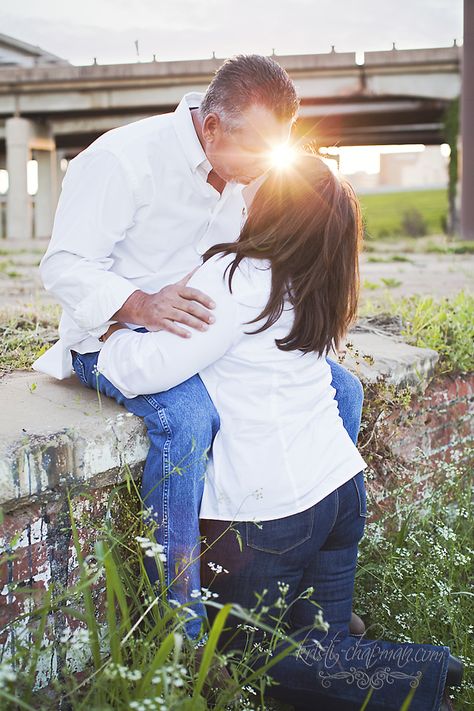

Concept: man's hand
[[112, 268, 216, 338]]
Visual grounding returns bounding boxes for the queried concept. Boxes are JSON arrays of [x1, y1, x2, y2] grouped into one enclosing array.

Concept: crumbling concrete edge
[[0, 331, 440, 513], [0, 416, 149, 511]]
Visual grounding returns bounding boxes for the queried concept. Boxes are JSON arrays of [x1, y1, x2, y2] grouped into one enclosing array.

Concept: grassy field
[[359, 189, 448, 239]]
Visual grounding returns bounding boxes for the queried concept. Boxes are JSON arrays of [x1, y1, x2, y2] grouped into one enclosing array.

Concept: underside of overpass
[[0, 42, 465, 239], [0, 95, 450, 156]]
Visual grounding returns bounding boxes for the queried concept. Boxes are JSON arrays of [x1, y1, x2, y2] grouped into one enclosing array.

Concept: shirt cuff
[[73, 278, 137, 334], [96, 328, 138, 399]]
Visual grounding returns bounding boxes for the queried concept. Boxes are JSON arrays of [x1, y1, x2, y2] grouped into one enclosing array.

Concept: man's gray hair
[[199, 54, 299, 132]]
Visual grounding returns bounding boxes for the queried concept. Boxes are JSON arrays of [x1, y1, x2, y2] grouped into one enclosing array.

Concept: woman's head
[[204, 153, 363, 356]]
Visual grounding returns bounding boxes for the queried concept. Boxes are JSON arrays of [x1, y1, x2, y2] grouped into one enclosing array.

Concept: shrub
[[361, 291, 474, 375], [397, 292, 474, 374], [400, 208, 427, 237]]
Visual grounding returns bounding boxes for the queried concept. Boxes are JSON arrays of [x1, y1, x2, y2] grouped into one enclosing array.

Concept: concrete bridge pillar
[[461, 0, 474, 240], [0, 153, 6, 240], [5, 117, 57, 240], [5, 116, 33, 240], [34, 145, 57, 239], [55, 150, 67, 201]]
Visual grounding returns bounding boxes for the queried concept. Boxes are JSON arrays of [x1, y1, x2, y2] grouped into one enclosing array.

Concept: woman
[[95, 154, 459, 710]]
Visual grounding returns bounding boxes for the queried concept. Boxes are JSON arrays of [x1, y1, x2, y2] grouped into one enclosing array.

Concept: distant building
[[342, 146, 449, 194], [379, 146, 448, 189], [0, 32, 69, 68], [343, 171, 380, 193]]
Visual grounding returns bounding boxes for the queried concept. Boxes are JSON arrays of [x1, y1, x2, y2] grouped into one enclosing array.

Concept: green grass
[[0, 259, 22, 278], [425, 240, 474, 255], [367, 255, 412, 263], [355, 450, 474, 709], [380, 277, 402, 289], [362, 277, 403, 292], [0, 305, 60, 375], [359, 189, 448, 239]]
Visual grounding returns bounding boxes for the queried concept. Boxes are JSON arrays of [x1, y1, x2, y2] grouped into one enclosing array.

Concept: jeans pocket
[[352, 471, 368, 518], [245, 507, 314, 555], [72, 353, 88, 386]]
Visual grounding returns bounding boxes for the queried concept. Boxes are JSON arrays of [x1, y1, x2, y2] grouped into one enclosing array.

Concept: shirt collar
[[173, 92, 212, 177]]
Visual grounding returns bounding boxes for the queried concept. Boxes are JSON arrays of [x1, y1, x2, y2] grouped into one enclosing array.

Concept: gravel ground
[[0, 237, 473, 316]]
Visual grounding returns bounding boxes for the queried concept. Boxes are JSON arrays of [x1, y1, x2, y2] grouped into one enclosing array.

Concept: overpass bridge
[[0, 44, 461, 239]]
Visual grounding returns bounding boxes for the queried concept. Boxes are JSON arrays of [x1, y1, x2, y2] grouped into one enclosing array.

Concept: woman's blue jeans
[[200, 477, 449, 711], [72, 350, 363, 642]]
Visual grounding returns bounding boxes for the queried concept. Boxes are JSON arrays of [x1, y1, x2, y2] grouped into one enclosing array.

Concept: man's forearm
[[112, 289, 149, 325]]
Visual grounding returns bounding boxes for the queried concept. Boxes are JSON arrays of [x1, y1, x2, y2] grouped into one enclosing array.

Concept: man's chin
[[234, 176, 256, 185]]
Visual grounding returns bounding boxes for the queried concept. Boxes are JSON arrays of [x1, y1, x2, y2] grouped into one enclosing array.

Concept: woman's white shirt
[[97, 253, 367, 522]]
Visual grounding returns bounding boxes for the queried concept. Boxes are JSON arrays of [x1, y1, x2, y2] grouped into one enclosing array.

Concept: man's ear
[[202, 113, 220, 143]]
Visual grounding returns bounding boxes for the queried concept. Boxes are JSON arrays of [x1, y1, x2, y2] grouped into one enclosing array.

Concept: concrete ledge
[[343, 323, 439, 388], [0, 330, 439, 512], [0, 372, 149, 510]]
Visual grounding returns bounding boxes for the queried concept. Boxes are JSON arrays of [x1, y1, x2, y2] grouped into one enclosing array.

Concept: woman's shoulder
[[197, 253, 271, 306]]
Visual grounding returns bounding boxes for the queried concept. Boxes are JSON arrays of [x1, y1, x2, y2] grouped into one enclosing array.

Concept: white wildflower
[[207, 561, 229, 574], [135, 536, 166, 561], [314, 609, 330, 632], [0, 664, 16, 689]]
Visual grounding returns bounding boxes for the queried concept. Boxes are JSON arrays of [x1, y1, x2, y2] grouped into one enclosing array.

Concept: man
[[34, 54, 365, 646]]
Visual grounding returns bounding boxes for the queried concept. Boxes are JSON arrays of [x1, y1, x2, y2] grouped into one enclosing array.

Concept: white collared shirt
[[34, 93, 246, 379], [97, 253, 367, 521]]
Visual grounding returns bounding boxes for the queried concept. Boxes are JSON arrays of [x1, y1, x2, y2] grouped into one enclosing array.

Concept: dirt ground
[[361, 251, 474, 301], [0, 236, 473, 316]]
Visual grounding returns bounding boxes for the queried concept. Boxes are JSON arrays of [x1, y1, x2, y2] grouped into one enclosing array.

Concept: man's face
[[202, 104, 293, 185]]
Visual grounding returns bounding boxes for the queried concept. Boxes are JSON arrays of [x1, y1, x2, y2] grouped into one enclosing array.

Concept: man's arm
[[41, 149, 215, 338], [97, 258, 240, 397], [40, 150, 138, 337], [112, 269, 216, 338]]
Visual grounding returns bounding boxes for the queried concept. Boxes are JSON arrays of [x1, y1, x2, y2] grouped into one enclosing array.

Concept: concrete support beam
[[461, 0, 474, 240], [34, 146, 57, 239], [55, 150, 67, 201], [5, 116, 33, 240]]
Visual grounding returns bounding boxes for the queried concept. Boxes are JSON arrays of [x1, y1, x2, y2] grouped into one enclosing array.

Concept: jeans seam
[[143, 394, 173, 592], [72, 354, 88, 386], [433, 646, 450, 711], [329, 489, 339, 534], [353, 474, 368, 518]]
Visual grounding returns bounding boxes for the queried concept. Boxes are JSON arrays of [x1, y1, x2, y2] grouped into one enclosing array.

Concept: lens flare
[[270, 143, 296, 169]]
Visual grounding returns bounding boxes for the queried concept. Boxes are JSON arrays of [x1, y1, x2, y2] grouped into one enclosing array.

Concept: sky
[[1, 0, 463, 66]]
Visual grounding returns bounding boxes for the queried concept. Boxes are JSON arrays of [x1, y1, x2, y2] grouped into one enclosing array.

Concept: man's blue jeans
[[72, 350, 363, 642]]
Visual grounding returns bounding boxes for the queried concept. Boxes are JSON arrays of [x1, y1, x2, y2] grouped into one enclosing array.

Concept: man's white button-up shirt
[[34, 92, 245, 379]]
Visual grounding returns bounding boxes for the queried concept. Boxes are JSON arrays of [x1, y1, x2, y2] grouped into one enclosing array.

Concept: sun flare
[[270, 143, 296, 170]]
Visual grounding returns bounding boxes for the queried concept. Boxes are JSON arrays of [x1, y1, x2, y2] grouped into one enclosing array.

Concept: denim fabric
[[200, 474, 449, 711], [72, 349, 219, 641], [72, 349, 364, 643], [327, 357, 364, 445]]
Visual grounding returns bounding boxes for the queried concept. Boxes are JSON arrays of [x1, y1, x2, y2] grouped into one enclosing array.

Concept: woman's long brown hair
[[203, 153, 363, 356]]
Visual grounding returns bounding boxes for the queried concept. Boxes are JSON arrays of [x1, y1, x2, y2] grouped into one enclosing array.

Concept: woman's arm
[[96, 256, 241, 398]]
